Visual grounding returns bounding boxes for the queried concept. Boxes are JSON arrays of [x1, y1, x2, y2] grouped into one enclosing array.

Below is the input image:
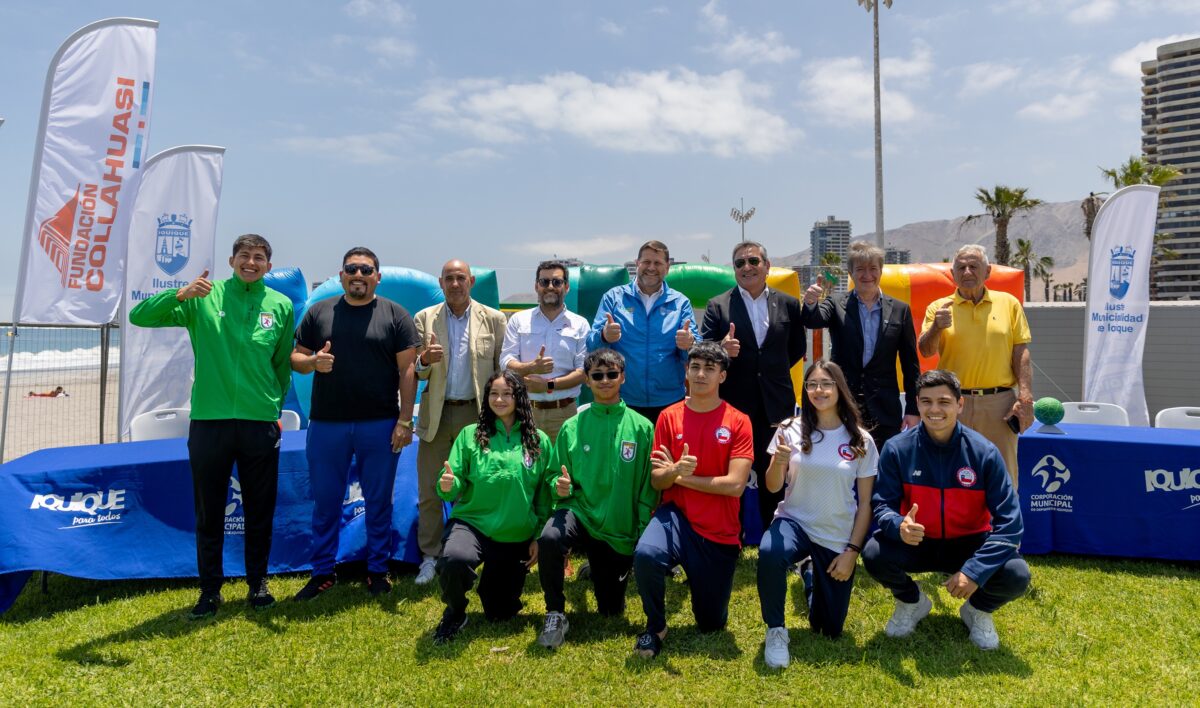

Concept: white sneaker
[[885, 591, 932, 638], [414, 555, 437, 586], [763, 626, 790, 669], [959, 602, 1000, 650], [537, 611, 569, 649]]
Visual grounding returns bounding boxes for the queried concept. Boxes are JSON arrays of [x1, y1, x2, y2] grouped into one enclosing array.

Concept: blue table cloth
[[0, 431, 422, 613], [1018, 422, 1200, 561]]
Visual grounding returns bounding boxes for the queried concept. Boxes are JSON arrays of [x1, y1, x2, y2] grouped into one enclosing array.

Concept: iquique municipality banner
[[118, 146, 224, 440], [1083, 184, 1160, 427], [13, 18, 157, 325]]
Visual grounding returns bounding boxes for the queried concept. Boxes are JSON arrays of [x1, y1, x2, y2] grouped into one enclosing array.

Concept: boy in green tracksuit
[[432, 371, 556, 644], [128, 234, 293, 619], [535, 348, 657, 649]]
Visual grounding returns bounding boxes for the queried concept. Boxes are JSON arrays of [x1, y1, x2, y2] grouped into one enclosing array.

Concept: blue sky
[[1, 0, 1198, 308]]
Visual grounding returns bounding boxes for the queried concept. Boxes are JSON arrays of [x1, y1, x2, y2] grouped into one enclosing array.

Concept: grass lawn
[[0, 552, 1196, 705]]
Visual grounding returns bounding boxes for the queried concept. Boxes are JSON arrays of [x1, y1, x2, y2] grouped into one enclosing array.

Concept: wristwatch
[[547, 378, 556, 393], [396, 419, 413, 429]]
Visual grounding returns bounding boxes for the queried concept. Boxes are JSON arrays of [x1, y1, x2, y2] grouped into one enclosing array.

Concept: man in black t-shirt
[[291, 247, 419, 598]]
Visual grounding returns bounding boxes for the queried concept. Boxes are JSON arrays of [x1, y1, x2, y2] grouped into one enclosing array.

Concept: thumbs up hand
[[313, 341, 335, 373], [602, 312, 622, 343], [773, 430, 793, 466], [674, 443, 697, 477], [422, 331, 444, 365], [439, 461, 456, 494], [177, 269, 212, 301], [721, 323, 741, 358], [900, 503, 925, 546], [803, 280, 824, 306], [675, 317, 695, 350], [934, 301, 953, 330], [532, 344, 555, 374], [555, 465, 572, 498]]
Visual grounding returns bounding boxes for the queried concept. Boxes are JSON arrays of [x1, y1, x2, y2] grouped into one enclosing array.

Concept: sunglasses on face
[[589, 370, 621, 381], [733, 256, 763, 269], [343, 264, 376, 276], [537, 278, 566, 288]]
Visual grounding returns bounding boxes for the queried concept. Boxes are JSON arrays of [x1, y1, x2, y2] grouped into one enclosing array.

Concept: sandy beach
[[0, 369, 119, 462]]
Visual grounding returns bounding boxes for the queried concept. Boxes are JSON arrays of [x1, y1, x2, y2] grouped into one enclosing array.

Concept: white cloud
[[1068, 0, 1117, 23], [1109, 35, 1197, 79], [599, 19, 625, 37], [417, 69, 798, 158], [800, 42, 933, 125], [436, 147, 504, 166], [700, 0, 798, 65], [343, 0, 413, 27], [277, 132, 410, 165], [365, 37, 417, 66], [510, 235, 641, 259], [1017, 91, 1098, 122], [959, 62, 1021, 97]]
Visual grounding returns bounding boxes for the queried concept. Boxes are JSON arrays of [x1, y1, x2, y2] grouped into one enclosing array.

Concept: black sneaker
[[189, 590, 223, 620], [433, 609, 468, 644], [293, 574, 336, 601], [367, 572, 392, 596], [248, 578, 276, 610]]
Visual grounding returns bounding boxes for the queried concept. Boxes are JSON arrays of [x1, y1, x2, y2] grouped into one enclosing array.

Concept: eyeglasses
[[804, 380, 837, 392], [733, 256, 763, 269], [488, 391, 514, 399], [537, 278, 566, 288], [589, 370, 621, 381], [343, 264, 376, 276]]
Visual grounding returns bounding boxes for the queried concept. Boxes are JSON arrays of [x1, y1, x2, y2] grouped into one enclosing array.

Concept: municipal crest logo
[[259, 312, 275, 329], [621, 440, 637, 462], [1108, 246, 1135, 300], [155, 213, 193, 276], [837, 443, 854, 461], [1033, 455, 1071, 493], [956, 467, 977, 487], [715, 426, 732, 444]]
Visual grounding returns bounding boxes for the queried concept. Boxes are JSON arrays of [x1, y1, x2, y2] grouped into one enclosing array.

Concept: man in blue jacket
[[588, 241, 698, 423], [862, 369, 1030, 650]]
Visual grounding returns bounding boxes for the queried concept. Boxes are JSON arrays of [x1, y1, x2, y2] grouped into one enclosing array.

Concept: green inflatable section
[[564, 265, 630, 322], [664, 263, 736, 310], [471, 267, 500, 310]]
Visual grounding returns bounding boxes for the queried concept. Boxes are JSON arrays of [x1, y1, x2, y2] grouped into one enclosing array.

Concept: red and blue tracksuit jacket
[[873, 423, 1023, 587]]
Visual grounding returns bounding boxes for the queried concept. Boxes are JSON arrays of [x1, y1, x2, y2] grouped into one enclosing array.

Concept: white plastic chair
[[129, 408, 191, 441], [1154, 406, 1200, 430], [1060, 402, 1130, 427], [279, 410, 302, 431]]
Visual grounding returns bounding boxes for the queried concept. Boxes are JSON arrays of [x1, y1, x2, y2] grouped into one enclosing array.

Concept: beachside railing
[[0, 322, 119, 463]]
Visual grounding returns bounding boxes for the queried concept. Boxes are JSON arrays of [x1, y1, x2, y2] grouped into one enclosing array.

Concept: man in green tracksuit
[[129, 234, 294, 619], [535, 348, 657, 649]]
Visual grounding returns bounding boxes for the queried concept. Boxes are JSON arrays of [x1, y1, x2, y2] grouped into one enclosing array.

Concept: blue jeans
[[306, 418, 400, 575], [757, 517, 854, 638]]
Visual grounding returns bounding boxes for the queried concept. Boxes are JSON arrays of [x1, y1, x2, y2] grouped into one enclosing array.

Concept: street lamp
[[730, 197, 756, 242], [857, 0, 891, 249]]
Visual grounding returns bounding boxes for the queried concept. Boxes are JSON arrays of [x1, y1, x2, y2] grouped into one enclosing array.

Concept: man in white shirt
[[500, 260, 588, 442]]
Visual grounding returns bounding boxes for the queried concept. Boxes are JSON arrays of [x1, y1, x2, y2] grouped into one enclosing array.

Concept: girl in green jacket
[[432, 371, 555, 644]]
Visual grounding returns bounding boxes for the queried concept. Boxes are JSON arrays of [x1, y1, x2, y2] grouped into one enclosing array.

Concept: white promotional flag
[[118, 146, 225, 440], [13, 18, 157, 325], [1083, 184, 1160, 427]]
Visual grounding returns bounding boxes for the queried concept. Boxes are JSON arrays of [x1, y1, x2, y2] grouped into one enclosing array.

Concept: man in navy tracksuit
[[862, 369, 1030, 650]]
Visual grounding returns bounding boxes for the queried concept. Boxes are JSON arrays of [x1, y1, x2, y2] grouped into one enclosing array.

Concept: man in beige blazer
[[412, 259, 509, 585]]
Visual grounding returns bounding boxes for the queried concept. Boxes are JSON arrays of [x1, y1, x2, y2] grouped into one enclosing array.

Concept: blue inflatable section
[[291, 267, 446, 421], [263, 268, 311, 427]]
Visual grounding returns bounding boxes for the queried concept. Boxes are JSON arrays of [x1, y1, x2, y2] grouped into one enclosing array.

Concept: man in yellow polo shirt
[[918, 245, 1033, 488]]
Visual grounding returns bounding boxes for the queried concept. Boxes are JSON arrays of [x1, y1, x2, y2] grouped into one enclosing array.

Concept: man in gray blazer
[[412, 260, 508, 585]]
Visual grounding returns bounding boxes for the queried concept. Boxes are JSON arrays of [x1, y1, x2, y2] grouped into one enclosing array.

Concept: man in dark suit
[[700, 241, 806, 534], [801, 241, 920, 449]]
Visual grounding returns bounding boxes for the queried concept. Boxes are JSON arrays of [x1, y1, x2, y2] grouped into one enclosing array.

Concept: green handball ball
[[1034, 397, 1065, 425]]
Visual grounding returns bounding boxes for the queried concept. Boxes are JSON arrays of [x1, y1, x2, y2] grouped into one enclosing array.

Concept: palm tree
[[1035, 256, 1055, 302], [856, 0, 894, 247], [819, 251, 844, 292], [1011, 238, 1037, 301], [1098, 156, 1182, 299], [1080, 192, 1104, 241], [966, 185, 1043, 267]]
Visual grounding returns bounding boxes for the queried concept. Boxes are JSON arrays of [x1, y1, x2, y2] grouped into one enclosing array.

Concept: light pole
[[730, 197, 756, 242], [857, 0, 891, 249]]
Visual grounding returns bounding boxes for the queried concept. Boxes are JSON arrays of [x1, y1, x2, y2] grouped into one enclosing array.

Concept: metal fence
[[0, 322, 119, 463]]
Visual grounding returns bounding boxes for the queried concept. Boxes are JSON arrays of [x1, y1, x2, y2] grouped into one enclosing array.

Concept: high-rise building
[[1142, 37, 1200, 300], [810, 215, 851, 266], [885, 247, 911, 265]]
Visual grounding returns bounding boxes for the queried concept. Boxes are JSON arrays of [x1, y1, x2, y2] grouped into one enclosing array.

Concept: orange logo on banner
[[38, 186, 81, 287]]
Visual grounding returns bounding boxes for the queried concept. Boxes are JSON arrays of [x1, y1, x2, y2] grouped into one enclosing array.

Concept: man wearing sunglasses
[[534, 348, 657, 649], [500, 260, 588, 442], [700, 241, 806, 538], [290, 247, 419, 599], [588, 241, 698, 424], [410, 259, 508, 585]]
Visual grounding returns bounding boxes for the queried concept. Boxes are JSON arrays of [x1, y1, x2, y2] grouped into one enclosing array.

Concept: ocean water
[[0, 325, 122, 373]]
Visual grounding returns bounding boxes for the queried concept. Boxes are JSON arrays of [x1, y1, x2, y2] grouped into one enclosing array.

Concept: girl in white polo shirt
[[757, 359, 878, 669]]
